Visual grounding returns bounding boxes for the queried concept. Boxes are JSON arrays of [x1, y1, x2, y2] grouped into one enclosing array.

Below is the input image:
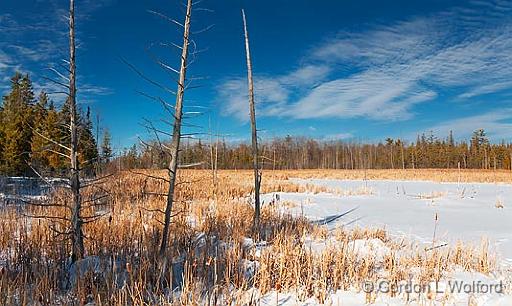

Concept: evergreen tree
[[58, 96, 76, 145], [101, 128, 113, 164], [470, 129, 489, 168], [121, 144, 138, 169], [31, 97, 64, 174], [58, 101, 99, 175], [0, 73, 35, 175], [45, 101, 64, 172], [78, 106, 98, 175], [30, 92, 50, 170]]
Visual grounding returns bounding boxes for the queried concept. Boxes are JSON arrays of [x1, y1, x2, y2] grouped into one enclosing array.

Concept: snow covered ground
[[0, 176, 67, 205], [263, 178, 512, 264], [259, 178, 512, 305]]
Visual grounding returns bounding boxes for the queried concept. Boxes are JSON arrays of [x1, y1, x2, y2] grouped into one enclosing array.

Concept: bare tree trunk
[[68, 0, 84, 262], [273, 147, 276, 171], [160, 0, 192, 256], [390, 147, 394, 169], [401, 141, 405, 170], [335, 144, 339, 169], [242, 9, 261, 232]]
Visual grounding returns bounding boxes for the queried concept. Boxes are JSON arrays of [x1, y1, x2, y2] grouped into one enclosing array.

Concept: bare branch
[[141, 207, 165, 214], [47, 91, 71, 97], [42, 76, 70, 89], [22, 213, 70, 222], [147, 10, 184, 28], [82, 213, 109, 224], [135, 90, 176, 117], [121, 57, 177, 96], [45, 149, 71, 159], [32, 128, 72, 152], [138, 137, 173, 155], [194, 7, 214, 13], [140, 122, 174, 138], [178, 161, 204, 168], [47, 67, 70, 82], [192, 24, 214, 35], [158, 42, 183, 50], [82, 194, 110, 205], [129, 170, 171, 183], [25, 162, 61, 194]]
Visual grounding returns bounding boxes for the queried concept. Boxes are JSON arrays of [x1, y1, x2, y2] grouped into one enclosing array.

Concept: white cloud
[[218, 0, 512, 123], [418, 109, 512, 141], [217, 64, 330, 121], [285, 71, 437, 121], [0, 5, 112, 102], [279, 65, 331, 86], [0, 50, 11, 70], [323, 132, 354, 141]]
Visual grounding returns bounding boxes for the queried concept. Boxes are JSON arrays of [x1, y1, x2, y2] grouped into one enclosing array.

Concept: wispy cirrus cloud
[[0, 1, 114, 101], [416, 109, 512, 141], [323, 132, 354, 141], [218, 64, 330, 121], [217, 0, 512, 124]]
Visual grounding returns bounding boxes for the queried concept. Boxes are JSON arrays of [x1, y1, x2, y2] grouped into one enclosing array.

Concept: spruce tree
[[0, 73, 35, 175], [59, 99, 99, 175], [45, 101, 63, 172], [30, 92, 50, 170], [78, 106, 98, 176], [101, 128, 113, 164], [30, 96, 64, 174]]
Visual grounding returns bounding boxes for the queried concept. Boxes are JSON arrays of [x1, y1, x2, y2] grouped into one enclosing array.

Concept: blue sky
[[1, 0, 512, 149]]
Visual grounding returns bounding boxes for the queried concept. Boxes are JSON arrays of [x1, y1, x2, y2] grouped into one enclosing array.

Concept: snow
[[257, 289, 512, 306], [4, 176, 512, 305], [0, 176, 67, 205], [255, 178, 512, 305], [303, 237, 391, 262], [258, 290, 406, 306], [262, 178, 512, 264], [254, 268, 512, 306]]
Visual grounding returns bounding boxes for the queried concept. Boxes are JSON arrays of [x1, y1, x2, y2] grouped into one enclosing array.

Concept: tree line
[[3, 73, 511, 175], [115, 130, 512, 171], [0, 73, 113, 176]]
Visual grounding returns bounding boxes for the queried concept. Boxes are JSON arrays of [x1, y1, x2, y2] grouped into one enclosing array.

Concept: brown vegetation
[[0, 169, 506, 305]]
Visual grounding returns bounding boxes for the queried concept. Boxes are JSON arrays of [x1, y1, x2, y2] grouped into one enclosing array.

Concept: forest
[[1, 73, 511, 176], [0, 73, 111, 176]]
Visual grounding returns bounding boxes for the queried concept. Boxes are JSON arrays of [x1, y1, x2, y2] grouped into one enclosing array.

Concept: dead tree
[[242, 10, 262, 232], [68, 0, 84, 261], [23, 0, 112, 263], [124, 0, 212, 256], [158, 0, 193, 256]]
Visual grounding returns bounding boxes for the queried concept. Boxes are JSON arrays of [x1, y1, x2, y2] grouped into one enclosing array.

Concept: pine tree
[[0, 73, 35, 175], [30, 92, 50, 170], [44, 101, 63, 172], [30, 96, 64, 174], [470, 129, 489, 168], [58, 96, 77, 145], [100, 128, 113, 164], [58, 100, 99, 175], [78, 106, 98, 176]]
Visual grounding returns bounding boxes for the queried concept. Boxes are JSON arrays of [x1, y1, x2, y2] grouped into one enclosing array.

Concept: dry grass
[[0, 169, 506, 305], [264, 168, 512, 184]]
